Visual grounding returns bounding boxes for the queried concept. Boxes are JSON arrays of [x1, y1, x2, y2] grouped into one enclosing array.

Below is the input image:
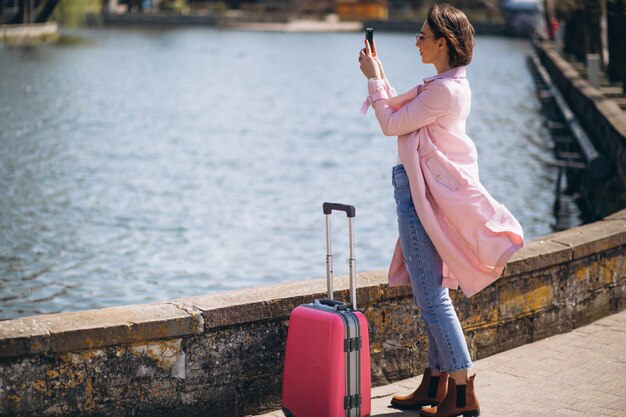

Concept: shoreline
[[100, 12, 514, 36], [101, 12, 363, 32]]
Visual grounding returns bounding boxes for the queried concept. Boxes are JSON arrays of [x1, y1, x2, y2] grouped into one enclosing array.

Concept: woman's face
[[416, 21, 446, 65]]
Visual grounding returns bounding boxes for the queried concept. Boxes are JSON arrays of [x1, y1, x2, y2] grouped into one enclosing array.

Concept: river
[[0, 27, 568, 320]]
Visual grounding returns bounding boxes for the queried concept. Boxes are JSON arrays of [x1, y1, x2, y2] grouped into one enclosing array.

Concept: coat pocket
[[425, 157, 460, 192]]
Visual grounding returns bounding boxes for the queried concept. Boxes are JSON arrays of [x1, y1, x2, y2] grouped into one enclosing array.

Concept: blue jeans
[[392, 164, 472, 373]]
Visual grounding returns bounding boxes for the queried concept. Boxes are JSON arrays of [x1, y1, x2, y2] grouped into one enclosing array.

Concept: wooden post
[[13, 0, 23, 23], [25, 0, 32, 23], [563, 7, 587, 61], [586, 53, 601, 88], [15, 0, 32, 24], [606, 0, 626, 90], [584, 0, 602, 55]]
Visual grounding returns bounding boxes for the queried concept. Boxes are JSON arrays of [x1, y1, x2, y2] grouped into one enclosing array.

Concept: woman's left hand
[[359, 40, 382, 80]]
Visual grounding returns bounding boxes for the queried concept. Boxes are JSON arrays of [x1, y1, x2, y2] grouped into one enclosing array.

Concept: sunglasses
[[416, 33, 436, 42]]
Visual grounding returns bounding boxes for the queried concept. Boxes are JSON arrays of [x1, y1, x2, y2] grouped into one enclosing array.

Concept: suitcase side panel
[[355, 311, 371, 417], [340, 309, 358, 417], [343, 309, 372, 417], [282, 305, 347, 417]]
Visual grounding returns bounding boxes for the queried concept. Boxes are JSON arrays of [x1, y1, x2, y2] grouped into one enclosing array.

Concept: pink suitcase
[[282, 203, 371, 417]]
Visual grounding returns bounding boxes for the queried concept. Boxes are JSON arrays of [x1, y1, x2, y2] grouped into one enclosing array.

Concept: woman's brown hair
[[427, 3, 475, 68]]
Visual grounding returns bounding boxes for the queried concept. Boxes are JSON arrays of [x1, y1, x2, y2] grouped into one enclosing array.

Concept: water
[[0, 28, 565, 320]]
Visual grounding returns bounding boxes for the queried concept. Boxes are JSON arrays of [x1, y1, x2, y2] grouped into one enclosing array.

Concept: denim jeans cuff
[[433, 363, 473, 373]]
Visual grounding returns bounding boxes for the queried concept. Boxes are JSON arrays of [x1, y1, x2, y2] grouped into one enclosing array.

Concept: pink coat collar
[[422, 66, 467, 83]]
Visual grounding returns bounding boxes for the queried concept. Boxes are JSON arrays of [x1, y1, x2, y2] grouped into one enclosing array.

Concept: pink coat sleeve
[[368, 80, 452, 137]]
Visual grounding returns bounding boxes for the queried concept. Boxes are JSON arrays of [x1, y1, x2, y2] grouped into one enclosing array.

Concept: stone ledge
[[0, 302, 197, 358], [606, 210, 626, 221], [540, 216, 626, 260], [173, 271, 414, 330], [503, 238, 571, 277], [1, 209, 625, 359], [0, 318, 50, 358]]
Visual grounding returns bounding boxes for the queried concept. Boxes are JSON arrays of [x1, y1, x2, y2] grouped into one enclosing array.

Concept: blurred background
[[1, 0, 549, 30], [1, 0, 624, 320]]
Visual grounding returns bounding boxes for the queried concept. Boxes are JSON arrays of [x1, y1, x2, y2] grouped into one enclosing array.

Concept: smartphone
[[365, 27, 376, 56], [365, 27, 374, 47]]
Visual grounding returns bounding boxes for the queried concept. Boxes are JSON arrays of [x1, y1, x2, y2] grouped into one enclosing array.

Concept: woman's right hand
[[359, 40, 384, 80]]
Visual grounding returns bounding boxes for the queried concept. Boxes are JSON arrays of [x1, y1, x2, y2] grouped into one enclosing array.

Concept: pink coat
[[364, 66, 524, 297]]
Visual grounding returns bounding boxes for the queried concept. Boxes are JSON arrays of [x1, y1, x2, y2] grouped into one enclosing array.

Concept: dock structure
[[0, 21, 58, 44], [0, 0, 59, 44], [1, 0, 59, 25], [533, 37, 626, 223]]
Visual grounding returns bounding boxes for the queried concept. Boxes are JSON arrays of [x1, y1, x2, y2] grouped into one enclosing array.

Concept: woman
[[358, 3, 524, 417]]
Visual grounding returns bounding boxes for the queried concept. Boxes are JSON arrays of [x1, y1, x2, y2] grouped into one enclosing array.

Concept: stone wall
[[1, 209, 625, 417], [535, 41, 626, 220]]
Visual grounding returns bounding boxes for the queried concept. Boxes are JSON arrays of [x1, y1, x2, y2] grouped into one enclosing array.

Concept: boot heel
[[463, 410, 480, 417]]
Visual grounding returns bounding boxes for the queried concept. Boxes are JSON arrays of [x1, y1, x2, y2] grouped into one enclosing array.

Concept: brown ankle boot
[[390, 368, 448, 409], [420, 374, 480, 417]]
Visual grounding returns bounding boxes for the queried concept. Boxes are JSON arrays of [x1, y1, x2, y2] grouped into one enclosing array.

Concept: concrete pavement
[[254, 309, 626, 417]]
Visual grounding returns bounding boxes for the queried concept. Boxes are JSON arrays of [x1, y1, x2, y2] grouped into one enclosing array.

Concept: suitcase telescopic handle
[[323, 202, 357, 310], [322, 202, 356, 218]]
